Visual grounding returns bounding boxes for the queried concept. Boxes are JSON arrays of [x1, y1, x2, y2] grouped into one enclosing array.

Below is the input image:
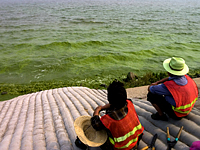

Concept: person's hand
[[93, 106, 102, 116]]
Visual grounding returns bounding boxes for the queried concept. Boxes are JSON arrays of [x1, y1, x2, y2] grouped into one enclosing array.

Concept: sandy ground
[[126, 77, 200, 110]]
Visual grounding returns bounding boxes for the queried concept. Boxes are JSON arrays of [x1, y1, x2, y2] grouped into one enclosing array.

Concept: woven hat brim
[[163, 58, 189, 76], [74, 115, 107, 147]]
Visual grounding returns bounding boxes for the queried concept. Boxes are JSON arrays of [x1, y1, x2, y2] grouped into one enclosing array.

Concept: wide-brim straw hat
[[163, 57, 189, 76], [74, 115, 107, 147]]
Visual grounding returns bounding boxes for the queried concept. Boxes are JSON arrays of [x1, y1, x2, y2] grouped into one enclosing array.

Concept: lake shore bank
[[1, 71, 200, 101]]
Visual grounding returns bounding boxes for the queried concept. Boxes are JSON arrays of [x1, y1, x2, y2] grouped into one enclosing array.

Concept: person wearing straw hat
[[147, 57, 198, 121]]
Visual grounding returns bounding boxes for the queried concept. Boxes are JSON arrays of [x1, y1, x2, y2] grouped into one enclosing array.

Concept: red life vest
[[164, 75, 198, 117], [100, 100, 144, 150]]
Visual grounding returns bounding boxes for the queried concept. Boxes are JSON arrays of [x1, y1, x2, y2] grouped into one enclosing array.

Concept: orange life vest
[[100, 100, 144, 150], [164, 75, 198, 117]]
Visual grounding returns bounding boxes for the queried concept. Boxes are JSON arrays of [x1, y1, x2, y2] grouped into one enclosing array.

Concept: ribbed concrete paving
[[0, 87, 199, 150]]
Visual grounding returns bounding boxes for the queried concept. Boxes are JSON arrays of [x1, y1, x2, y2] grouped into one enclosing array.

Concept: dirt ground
[[126, 78, 200, 110]]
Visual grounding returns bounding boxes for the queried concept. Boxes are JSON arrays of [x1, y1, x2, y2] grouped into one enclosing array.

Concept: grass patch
[[1, 70, 200, 101]]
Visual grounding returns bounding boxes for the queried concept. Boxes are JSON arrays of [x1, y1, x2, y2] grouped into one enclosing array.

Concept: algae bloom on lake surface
[[0, 0, 200, 99]]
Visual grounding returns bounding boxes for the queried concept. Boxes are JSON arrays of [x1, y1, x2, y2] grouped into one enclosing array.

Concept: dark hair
[[107, 80, 127, 109]]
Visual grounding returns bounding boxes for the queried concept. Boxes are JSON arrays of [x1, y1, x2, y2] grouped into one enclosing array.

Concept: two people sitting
[[75, 56, 198, 149]]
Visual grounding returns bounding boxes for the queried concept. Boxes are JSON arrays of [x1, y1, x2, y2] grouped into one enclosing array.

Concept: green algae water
[[0, 0, 200, 91]]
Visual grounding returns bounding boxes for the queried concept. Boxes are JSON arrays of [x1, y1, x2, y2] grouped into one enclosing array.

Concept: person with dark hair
[[75, 80, 144, 150], [147, 57, 198, 121], [91, 80, 144, 150]]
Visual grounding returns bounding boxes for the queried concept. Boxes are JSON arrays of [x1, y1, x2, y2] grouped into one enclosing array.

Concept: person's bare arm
[[148, 77, 169, 91], [93, 103, 111, 116], [101, 103, 111, 110]]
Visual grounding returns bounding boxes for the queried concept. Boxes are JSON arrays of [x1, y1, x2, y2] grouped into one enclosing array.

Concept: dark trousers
[[147, 92, 182, 120]]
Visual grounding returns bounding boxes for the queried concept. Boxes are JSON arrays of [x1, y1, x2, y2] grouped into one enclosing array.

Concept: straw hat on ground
[[74, 115, 108, 147]]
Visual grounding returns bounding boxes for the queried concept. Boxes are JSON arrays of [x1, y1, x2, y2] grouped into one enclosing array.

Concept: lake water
[[0, 0, 200, 85]]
